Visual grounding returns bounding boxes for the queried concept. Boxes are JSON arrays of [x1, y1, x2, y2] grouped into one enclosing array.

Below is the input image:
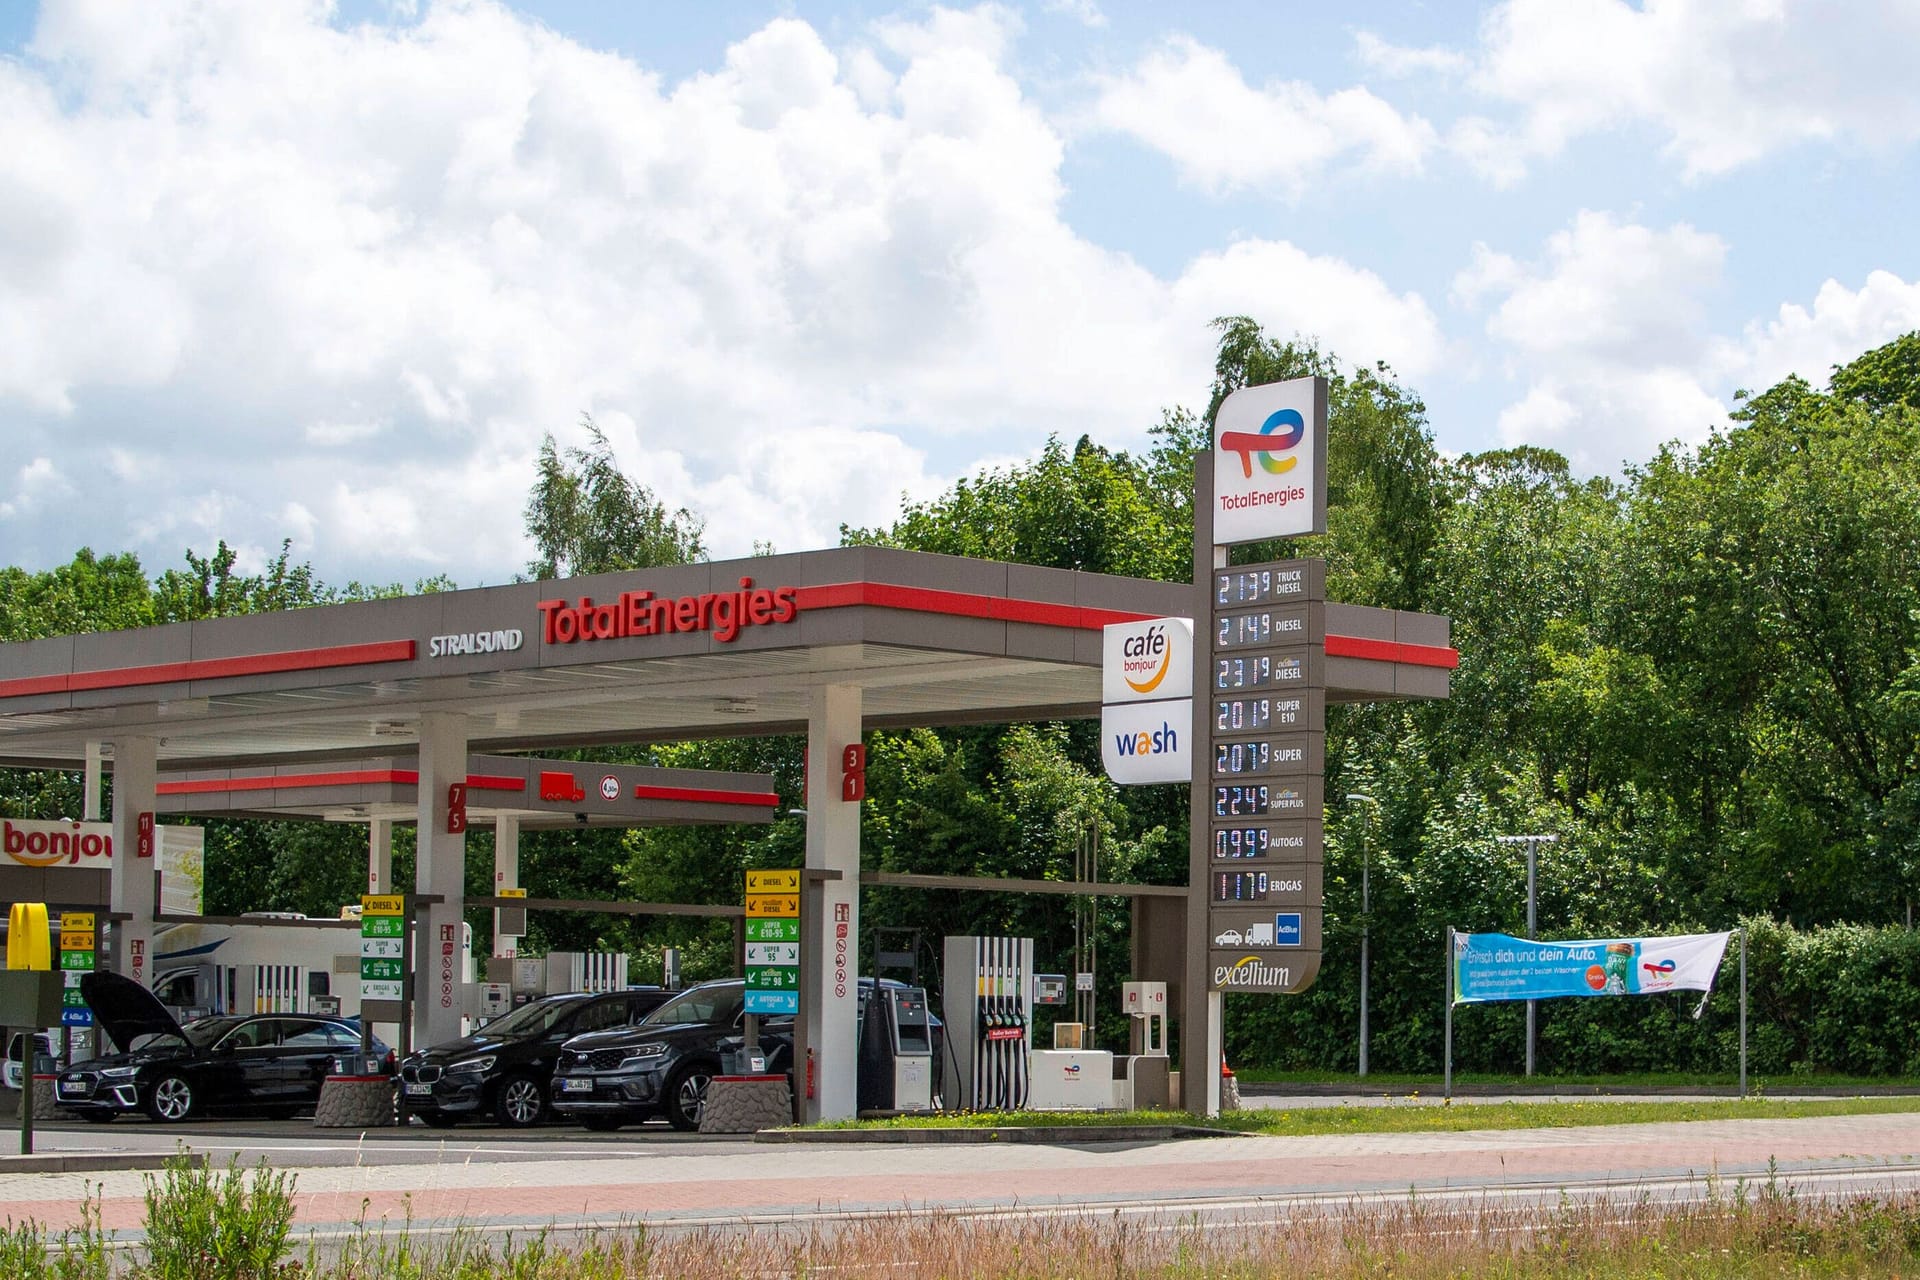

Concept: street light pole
[[1496, 833, 1557, 1077], [1347, 793, 1378, 1079]]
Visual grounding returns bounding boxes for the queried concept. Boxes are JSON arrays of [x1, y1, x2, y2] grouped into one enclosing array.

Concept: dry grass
[[308, 1181, 1920, 1278], [14, 1165, 1920, 1278]]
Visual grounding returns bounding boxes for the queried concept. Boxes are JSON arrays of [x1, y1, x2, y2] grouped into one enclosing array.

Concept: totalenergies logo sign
[[3, 820, 112, 869], [1213, 376, 1327, 546], [1220, 407, 1305, 478], [1101, 618, 1193, 705], [538, 578, 800, 646]]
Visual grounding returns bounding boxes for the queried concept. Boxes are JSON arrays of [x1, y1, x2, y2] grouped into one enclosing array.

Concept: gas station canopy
[[0, 546, 1450, 770], [0, 544, 1456, 1118]]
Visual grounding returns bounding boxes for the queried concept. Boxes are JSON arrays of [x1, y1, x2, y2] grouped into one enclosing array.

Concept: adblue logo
[[1219, 407, 1306, 479]]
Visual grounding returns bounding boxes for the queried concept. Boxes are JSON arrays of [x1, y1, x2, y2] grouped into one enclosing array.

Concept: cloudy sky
[[4, 1, 1919, 588]]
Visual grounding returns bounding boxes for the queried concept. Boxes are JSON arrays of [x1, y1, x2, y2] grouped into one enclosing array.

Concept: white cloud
[[1479, 212, 1726, 366], [1456, 211, 1731, 468], [1460, 209, 1920, 470], [1715, 270, 1920, 396], [1087, 36, 1437, 197], [1043, 0, 1107, 30], [1354, 31, 1470, 79], [0, 457, 70, 520], [0, 1, 1440, 586], [1447, 0, 1920, 180]]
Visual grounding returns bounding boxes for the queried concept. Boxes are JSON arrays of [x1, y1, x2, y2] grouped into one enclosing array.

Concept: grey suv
[[550, 979, 785, 1131]]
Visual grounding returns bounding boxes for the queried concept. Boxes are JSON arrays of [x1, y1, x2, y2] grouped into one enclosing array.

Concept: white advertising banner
[[1212, 376, 1328, 545]]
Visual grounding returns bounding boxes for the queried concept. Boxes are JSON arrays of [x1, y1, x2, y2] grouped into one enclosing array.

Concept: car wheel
[[664, 1062, 716, 1132], [417, 1111, 460, 1129], [492, 1072, 547, 1127], [580, 1114, 624, 1132], [79, 1111, 117, 1124], [147, 1074, 196, 1122]]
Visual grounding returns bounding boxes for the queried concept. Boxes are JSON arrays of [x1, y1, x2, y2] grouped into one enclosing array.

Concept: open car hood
[[79, 971, 187, 1054]]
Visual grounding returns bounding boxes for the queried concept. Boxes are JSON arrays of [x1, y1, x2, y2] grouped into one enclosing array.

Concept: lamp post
[[1347, 793, 1378, 1078], [1495, 833, 1558, 1077]]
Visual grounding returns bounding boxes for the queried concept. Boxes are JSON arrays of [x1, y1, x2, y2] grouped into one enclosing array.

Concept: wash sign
[[1100, 617, 1193, 785]]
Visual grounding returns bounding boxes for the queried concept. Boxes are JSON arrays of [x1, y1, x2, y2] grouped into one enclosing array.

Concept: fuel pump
[[856, 985, 935, 1112], [941, 935, 1033, 1111]]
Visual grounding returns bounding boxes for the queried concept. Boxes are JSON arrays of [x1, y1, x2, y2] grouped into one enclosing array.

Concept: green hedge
[[1223, 916, 1920, 1078]]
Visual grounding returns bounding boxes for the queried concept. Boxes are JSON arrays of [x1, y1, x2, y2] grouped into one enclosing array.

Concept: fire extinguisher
[[806, 1047, 815, 1099]]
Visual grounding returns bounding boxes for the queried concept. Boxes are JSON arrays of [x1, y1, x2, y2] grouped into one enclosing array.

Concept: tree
[[524, 417, 706, 579], [1206, 317, 1448, 612]]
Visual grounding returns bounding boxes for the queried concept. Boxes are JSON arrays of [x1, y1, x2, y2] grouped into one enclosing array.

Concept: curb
[[756, 1124, 1224, 1144], [0, 1152, 209, 1174], [1241, 1082, 1920, 1099]]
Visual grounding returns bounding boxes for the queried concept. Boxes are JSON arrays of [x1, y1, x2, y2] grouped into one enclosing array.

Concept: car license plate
[[559, 1077, 593, 1093], [404, 1082, 432, 1096]]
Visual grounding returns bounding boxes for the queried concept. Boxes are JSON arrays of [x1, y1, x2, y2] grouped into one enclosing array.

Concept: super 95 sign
[[1212, 377, 1327, 545]]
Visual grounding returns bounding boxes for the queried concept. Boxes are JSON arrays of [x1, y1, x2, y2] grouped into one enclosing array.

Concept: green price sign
[[361, 915, 405, 939], [746, 965, 800, 991], [745, 918, 800, 943], [60, 950, 95, 971], [360, 957, 403, 982]]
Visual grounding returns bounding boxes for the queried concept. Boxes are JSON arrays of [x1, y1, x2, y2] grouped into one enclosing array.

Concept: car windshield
[[639, 986, 740, 1027], [479, 996, 586, 1037]]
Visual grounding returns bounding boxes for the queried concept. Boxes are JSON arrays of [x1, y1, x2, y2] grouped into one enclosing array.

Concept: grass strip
[[813, 1094, 1920, 1137]]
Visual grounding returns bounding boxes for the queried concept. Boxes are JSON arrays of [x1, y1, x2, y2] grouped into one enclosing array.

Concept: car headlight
[[447, 1056, 495, 1074], [99, 1066, 138, 1079], [616, 1044, 668, 1069]]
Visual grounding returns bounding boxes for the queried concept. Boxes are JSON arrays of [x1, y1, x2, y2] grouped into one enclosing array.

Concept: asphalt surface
[[3, 1097, 1919, 1246]]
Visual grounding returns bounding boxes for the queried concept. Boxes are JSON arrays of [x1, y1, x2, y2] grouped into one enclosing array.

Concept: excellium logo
[[1218, 407, 1305, 478]]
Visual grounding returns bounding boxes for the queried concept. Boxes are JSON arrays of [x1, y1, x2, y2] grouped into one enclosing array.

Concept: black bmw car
[[398, 988, 669, 1128], [54, 971, 389, 1123]]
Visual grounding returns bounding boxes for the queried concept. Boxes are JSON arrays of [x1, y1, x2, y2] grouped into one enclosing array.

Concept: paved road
[[5, 1104, 1920, 1245]]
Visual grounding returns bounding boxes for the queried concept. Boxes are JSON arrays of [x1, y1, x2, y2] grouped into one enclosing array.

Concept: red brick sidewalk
[[6, 1113, 1917, 1235]]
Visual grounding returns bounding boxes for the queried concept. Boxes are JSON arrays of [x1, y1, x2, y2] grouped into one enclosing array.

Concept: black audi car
[[54, 971, 390, 1123], [398, 987, 669, 1127]]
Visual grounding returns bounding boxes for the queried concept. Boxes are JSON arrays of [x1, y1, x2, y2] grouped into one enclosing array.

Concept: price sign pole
[[1189, 375, 1330, 1118]]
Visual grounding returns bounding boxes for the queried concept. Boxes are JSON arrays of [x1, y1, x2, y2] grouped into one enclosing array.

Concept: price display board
[[361, 895, 406, 1003], [1205, 560, 1326, 993], [744, 870, 801, 1014]]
